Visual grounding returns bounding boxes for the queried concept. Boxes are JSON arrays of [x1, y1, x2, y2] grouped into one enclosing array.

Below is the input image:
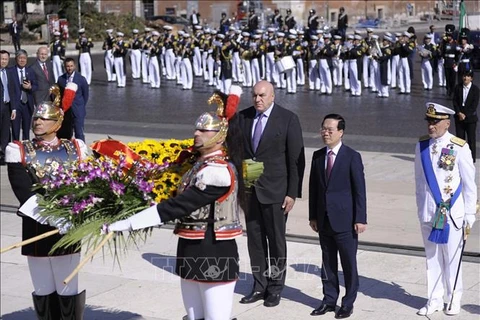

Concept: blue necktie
[[252, 113, 264, 152]]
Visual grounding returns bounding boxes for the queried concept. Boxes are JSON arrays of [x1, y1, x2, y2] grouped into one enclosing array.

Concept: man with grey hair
[[30, 46, 55, 105]]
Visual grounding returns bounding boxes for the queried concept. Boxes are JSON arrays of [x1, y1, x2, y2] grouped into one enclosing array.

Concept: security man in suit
[[239, 80, 305, 308], [1, 50, 16, 165], [452, 70, 479, 162], [309, 113, 367, 319], [414, 102, 477, 316]]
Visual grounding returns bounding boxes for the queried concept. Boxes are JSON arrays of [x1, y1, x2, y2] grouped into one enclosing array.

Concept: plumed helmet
[[32, 85, 64, 135], [286, 9, 291, 14], [309, 9, 316, 15], [194, 86, 243, 149]]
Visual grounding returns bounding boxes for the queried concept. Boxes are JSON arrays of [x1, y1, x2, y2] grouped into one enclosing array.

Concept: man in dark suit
[[453, 70, 479, 162], [309, 114, 367, 319], [30, 46, 55, 105], [8, 49, 37, 141], [1, 50, 16, 165], [9, 17, 22, 52], [239, 80, 305, 307], [56, 58, 89, 141]]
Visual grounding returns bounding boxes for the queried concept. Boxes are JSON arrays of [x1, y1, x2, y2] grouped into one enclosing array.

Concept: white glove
[[464, 214, 476, 229], [107, 205, 162, 233], [48, 217, 72, 235]]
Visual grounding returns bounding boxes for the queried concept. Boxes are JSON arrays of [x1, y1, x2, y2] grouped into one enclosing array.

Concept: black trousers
[[57, 108, 73, 140], [0, 104, 11, 157], [318, 216, 359, 308], [245, 189, 287, 295], [455, 119, 477, 162], [445, 67, 456, 95]]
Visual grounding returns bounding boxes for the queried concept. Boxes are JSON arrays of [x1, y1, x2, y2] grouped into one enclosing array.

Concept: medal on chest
[[438, 144, 456, 171]]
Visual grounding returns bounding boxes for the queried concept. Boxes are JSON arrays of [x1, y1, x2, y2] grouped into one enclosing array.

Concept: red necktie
[[42, 63, 49, 80], [326, 150, 334, 180]]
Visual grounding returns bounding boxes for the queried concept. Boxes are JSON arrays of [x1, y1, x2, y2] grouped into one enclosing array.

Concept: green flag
[[459, 0, 466, 30]]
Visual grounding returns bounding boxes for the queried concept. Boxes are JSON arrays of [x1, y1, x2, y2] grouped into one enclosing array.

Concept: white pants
[[296, 58, 305, 85], [176, 56, 182, 84], [181, 58, 193, 89], [286, 68, 297, 93], [438, 58, 445, 86], [130, 49, 141, 79], [28, 253, 80, 296], [398, 57, 411, 93], [114, 57, 126, 87], [421, 60, 434, 89], [362, 55, 371, 87], [149, 56, 160, 88], [207, 56, 215, 86], [52, 55, 63, 82], [104, 50, 115, 82], [391, 55, 400, 88], [348, 60, 361, 96], [142, 51, 149, 83], [242, 59, 252, 87], [232, 52, 243, 82], [220, 77, 231, 94], [160, 47, 166, 76], [277, 69, 286, 89], [369, 59, 378, 91], [251, 58, 261, 85], [332, 59, 343, 86], [193, 47, 202, 76], [202, 51, 209, 81], [308, 60, 320, 90], [343, 60, 350, 90], [420, 222, 464, 306], [181, 279, 236, 320], [266, 52, 276, 83], [260, 54, 266, 79], [79, 52, 92, 85], [165, 48, 176, 80], [319, 59, 332, 94]]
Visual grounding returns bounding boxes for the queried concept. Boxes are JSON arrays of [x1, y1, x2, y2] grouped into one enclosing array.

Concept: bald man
[[238, 80, 305, 307]]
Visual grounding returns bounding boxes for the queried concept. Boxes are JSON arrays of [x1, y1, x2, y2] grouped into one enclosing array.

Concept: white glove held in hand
[[465, 214, 476, 229], [48, 217, 72, 235], [107, 205, 162, 233]]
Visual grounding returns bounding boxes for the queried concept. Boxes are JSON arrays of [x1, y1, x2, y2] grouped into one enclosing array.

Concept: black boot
[[32, 291, 61, 320], [58, 290, 86, 320]]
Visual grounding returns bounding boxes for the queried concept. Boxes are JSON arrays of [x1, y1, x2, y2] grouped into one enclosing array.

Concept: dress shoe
[[335, 306, 353, 319], [444, 302, 460, 315], [239, 291, 264, 304], [417, 303, 443, 316], [310, 303, 336, 316], [263, 294, 280, 307]]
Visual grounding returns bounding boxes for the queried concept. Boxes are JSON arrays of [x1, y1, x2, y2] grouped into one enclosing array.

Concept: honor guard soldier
[[284, 9, 296, 32], [247, 8, 259, 34], [201, 29, 212, 82], [229, 28, 243, 83], [219, 12, 231, 35], [307, 35, 321, 91], [274, 32, 287, 89], [102, 29, 116, 82], [175, 31, 186, 85], [251, 34, 263, 85], [296, 30, 307, 86], [440, 25, 458, 96], [414, 102, 477, 316], [75, 29, 93, 85], [206, 30, 217, 86], [456, 28, 474, 85], [348, 35, 363, 96], [240, 32, 253, 87], [272, 9, 283, 29], [50, 31, 65, 82], [218, 35, 236, 94], [307, 9, 319, 39], [318, 33, 334, 95], [180, 33, 194, 90], [363, 28, 375, 89], [193, 25, 204, 77], [341, 35, 353, 92], [112, 32, 129, 88], [148, 31, 161, 89], [162, 25, 176, 80], [130, 29, 142, 79], [419, 34, 436, 90], [141, 27, 153, 83], [398, 31, 414, 94], [265, 27, 277, 83], [390, 32, 402, 88], [285, 34, 300, 94], [375, 35, 392, 98], [332, 35, 344, 87], [6, 93, 89, 319], [213, 32, 223, 88]]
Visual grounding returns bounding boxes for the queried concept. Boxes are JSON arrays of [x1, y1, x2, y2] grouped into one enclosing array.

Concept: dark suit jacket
[[9, 21, 22, 37], [309, 144, 367, 233], [57, 71, 89, 119], [29, 60, 55, 105], [1, 69, 16, 113], [7, 66, 37, 113], [453, 83, 479, 123], [239, 104, 305, 204]]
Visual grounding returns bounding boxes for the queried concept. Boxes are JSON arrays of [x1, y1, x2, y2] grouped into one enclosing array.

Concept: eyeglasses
[[426, 119, 442, 125], [320, 127, 338, 133]]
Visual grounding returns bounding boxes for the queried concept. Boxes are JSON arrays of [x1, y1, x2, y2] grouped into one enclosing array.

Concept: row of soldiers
[[63, 23, 474, 96]]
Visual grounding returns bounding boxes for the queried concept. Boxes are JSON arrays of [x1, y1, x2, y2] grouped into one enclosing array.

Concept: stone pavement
[[1, 132, 479, 319]]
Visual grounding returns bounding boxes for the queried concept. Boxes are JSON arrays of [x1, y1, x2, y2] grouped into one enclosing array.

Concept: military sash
[[420, 140, 462, 244]]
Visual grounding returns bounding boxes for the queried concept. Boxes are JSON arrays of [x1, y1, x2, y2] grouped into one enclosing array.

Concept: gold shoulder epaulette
[[450, 136, 466, 146], [419, 135, 430, 141]]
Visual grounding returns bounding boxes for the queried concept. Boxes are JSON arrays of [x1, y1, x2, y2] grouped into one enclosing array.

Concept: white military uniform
[[414, 105, 477, 316]]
